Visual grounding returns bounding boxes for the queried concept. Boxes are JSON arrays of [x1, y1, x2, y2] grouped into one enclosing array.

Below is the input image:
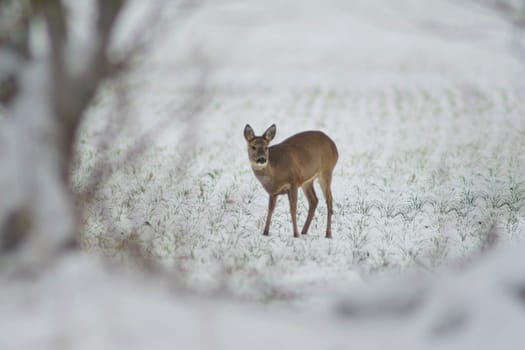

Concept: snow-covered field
[[75, 0, 525, 299], [3, 0, 525, 348]]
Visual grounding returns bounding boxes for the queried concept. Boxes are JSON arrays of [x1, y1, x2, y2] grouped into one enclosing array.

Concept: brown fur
[[244, 124, 338, 238]]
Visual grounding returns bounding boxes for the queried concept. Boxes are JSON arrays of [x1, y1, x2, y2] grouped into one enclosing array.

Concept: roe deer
[[244, 124, 338, 238]]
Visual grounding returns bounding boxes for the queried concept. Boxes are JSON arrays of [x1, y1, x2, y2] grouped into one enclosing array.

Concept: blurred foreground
[[1, 0, 525, 348]]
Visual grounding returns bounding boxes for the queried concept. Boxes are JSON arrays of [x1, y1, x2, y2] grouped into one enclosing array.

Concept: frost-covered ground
[[75, 0, 525, 301], [4, 244, 525, 349], [3, 0, 525, 348]]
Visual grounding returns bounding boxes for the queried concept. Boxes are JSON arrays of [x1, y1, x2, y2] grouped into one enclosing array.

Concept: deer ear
[[263, 124, 276, 142], [244, 124, 255, 141]]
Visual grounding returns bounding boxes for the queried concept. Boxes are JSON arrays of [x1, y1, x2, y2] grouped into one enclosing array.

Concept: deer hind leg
[[287, 186, 300, 238], [263, 194, 277, 236], [301, 181, 318, 235], [319, 171, 334, 239]]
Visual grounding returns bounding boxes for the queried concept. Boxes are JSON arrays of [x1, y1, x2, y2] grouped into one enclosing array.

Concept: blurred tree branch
[[36, 0, 126, 180], [0, 0, 210, 273], [0, 0, 30, 106], [75, 0, 209, 207], [0, 0, 128, 269]]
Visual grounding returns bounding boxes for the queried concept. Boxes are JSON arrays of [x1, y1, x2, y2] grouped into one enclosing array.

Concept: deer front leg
[[287, 186, 299, 238], [263, 194, 277, 236]]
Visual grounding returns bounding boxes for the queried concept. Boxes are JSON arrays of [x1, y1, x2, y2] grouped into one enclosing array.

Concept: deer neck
[[252, 162, 274, 187]]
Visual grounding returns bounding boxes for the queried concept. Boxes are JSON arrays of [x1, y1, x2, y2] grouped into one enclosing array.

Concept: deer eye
[[251, 146, 256, 150]]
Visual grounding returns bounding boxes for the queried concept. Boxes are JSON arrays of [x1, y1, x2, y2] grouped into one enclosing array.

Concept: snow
[[2, 0, 525, 348], [2, 245, 525, 349], [0, 57, 74, 270]]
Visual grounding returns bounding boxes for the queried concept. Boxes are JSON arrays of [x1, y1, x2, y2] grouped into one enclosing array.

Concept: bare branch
[[86, 0, 127, 87], [78, 65, 211, 204], [37, 0, 68, 86], [0, 207, 31, 254], [0, 1, 32, 107], [75, 0, 210, 204], [0, 73, 18, 107], [32, 0, 128, 180], [0, 0, 32, 58], [96, 0, 125, 51]]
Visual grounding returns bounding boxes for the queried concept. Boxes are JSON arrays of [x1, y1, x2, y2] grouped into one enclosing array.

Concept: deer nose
[[256, 157, 267, 164]]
